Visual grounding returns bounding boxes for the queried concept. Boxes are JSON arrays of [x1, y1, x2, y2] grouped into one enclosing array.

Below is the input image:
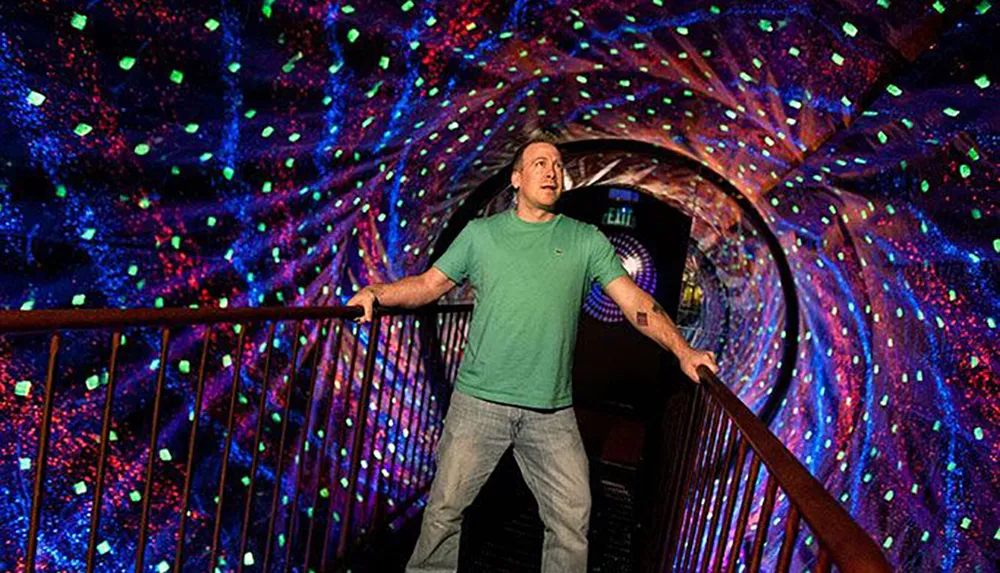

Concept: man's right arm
[[346, 267, 457, 322]]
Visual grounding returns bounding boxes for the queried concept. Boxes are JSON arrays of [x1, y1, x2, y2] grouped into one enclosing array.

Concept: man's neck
[[515, 201, 557, 223]]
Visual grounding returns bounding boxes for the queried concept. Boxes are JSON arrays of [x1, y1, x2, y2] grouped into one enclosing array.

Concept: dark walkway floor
[[369, 449, 637, 572]]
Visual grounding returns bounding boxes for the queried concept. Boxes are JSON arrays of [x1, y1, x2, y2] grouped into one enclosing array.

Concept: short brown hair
[[512, 134, 559, 172]]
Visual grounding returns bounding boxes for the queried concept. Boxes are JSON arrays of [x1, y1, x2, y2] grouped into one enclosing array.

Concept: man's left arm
[[604, 275, 719, 383]]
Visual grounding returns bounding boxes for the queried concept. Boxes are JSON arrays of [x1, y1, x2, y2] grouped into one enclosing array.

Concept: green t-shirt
[[432, 210, 627, 409]]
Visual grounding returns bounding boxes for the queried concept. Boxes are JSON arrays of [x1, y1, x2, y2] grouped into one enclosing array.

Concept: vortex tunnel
[[0, 1, 996, 571]]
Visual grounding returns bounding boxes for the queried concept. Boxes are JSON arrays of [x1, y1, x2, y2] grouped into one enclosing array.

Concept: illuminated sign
[[603, 205, 635, 228], [608, 188, 640, 202]]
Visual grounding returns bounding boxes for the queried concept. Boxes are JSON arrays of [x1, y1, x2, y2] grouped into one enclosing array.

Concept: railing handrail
[[696, 365, 892, 572], [8, 301, 474, 571], [0, 303, 474, 333]]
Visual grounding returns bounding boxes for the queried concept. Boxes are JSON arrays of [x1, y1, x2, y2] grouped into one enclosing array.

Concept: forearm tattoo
[[637, 302, 667, 327]]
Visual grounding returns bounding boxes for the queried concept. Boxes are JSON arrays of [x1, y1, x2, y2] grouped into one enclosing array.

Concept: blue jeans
[[406, 389, 591, 573]]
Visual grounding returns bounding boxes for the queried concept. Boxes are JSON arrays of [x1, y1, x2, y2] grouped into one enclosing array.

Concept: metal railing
[[1, 304, 889, 572], [0, 303, 471, 572], [660, 366, 892, 572]]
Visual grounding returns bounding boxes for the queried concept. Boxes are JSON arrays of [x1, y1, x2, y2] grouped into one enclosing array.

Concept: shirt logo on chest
[[553, 248, 564, 256]]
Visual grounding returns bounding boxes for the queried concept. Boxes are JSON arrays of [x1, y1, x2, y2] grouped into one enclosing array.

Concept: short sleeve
[[432, 222, 476, 283], [588, 228, 628, 288]]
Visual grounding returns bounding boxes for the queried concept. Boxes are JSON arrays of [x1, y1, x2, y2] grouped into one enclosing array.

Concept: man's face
[[511, 142, 564, 210]]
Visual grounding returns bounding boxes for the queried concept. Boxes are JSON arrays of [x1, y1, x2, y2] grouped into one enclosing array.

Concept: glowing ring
[[583, 233, 657, 323]]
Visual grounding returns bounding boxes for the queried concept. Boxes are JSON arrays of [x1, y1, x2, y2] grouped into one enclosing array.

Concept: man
[[347, 139, 719, 572]]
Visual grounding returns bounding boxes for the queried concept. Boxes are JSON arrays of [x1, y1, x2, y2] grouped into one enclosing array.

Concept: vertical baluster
[[725, 455, 762, 573], [173, 327, 213, 573], [85, 331, 121, 573], [358, 317, 397, 525], [424, 311, 455, 483], [775, 504, 801, 572], [366, 318, 407, 525], [329, 323, 362, 492], [401, 359, 426, 500], [444, 313, 462, 384], [670, 390, 714, 569], [261, 320, 305, 573], [816, 546, 832, 573], [336, 312, 383, 558], [711, 440, 749, 572], [319, 322, 362, 572], [236, 322, 279, 573], [447, 313, 468, 383], [682, 415, 732, 571], [438, 313, 453, 383], [424, 391, 444, 481], [301, 321, 346, 572], [25, 332, 61, 572], [136, 328, 172, 573], [384, 317, 416, 506], [208, 324, 248, 572], [676, 403, 724, 570], [700, 429, 743, 572], [456, 311, 471, 366], [661, 385, 707, 570], [282, 320, 330, 573], [436, 313, 454, 383], [412, 362, 435, 489], [747, 474, 779, 572]]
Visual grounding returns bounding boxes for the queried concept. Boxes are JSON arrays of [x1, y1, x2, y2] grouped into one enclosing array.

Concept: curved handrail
[[696, 365, 892, 572], [0, 303, 473, 333], [3, 301, 474, 572]]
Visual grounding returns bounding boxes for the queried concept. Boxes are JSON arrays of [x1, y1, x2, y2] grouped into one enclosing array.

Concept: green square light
[[71, 13, 88, 30], [27, 91, 46, 106], [169, 70, 184, 84], [15, 381, 31, 397]]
